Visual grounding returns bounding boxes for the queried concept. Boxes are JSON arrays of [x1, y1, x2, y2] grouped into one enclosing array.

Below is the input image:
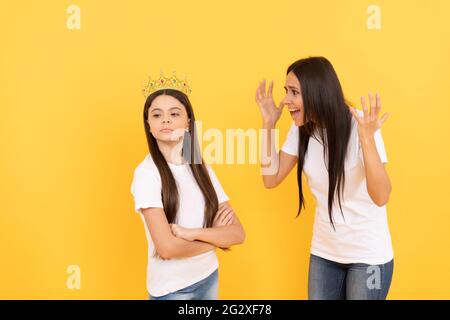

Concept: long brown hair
[[288, 57, 353, 230], [143, 89, 219, 229]]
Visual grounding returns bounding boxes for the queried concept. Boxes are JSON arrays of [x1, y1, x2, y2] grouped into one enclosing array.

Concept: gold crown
[[142, 71, 192, 98]]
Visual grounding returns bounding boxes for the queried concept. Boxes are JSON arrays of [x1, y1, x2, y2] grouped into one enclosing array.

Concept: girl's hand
[[170, 224, 197, 241], [213, 202, 235, 227], [348, 92, 390, 143], [255, 80, 286, 126]]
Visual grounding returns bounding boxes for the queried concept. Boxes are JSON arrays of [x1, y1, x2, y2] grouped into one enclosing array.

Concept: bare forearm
[[261, 121, 280, 184], [360, 135, 391, 206], [192, 225, 245, 248], [165, 236, 216, 259]]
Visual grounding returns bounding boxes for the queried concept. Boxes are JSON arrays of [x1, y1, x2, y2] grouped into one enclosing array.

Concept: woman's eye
[[171, 113, 180, 117], [152, 114, 161, 118], [292, 91, 299, 96]]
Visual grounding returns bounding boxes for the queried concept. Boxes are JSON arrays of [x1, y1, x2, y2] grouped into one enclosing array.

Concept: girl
[[131, 79, 245, 300], [255, 57, 394, 300]]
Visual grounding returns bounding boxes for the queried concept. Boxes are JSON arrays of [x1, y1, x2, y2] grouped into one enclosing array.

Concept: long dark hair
[[288, 57, 353, 229], [143, 89, 219, 230]]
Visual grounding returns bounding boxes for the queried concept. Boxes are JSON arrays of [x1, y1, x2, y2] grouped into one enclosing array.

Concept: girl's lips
[[160, 128, 173, 133]]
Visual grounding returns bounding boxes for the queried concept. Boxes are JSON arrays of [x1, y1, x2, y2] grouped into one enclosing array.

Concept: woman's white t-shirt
[[130, 153, 229, 297], [281, 111, 394, 265]]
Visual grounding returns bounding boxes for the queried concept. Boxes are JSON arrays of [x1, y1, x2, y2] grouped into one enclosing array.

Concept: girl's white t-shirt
[[281, 111, 394, 265], [130, 153, 229, 297]]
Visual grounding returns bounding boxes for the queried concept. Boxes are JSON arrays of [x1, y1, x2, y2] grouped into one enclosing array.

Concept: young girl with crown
[[130, 72, 246, 300]]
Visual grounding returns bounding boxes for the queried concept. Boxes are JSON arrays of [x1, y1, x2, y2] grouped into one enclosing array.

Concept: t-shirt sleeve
[[358, 128, 388, 164], [130, 166, 163, 214], [206, 165, 229, 204], [281, 122, 299, 156]]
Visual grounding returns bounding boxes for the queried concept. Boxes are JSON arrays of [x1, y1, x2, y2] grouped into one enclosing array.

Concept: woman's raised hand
[[348, 92, 390, 141], [255, 80, 286, 127]]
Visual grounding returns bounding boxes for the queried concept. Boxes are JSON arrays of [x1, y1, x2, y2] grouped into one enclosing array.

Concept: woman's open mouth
[[289, 109, 301, 117]]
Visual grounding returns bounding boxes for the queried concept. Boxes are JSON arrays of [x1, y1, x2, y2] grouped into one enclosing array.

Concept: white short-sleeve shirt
[[130, 153, 229, 297], [281, 110, 394, 265]]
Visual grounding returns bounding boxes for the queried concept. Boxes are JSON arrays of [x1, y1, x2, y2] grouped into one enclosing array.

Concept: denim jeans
[[308, 254, 394, 300], [149, 269, 218, 300]]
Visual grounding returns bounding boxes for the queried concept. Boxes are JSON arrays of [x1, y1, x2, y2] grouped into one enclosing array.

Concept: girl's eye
[[152, 114, 161, 118], [171, 113, 180, 117], [292, 91, 299, 96]]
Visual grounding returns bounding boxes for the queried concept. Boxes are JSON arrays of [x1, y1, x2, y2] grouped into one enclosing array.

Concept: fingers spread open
[[268, 81, 273, 98], [368, 92, 376, 118], [361, 96, 369, 118], [379, 112, 390, 126], [375, 93, 382, 117]]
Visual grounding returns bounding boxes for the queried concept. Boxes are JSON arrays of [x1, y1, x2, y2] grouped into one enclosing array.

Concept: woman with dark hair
[[256, 57, 394, 300], [131, 75, 245, 300]]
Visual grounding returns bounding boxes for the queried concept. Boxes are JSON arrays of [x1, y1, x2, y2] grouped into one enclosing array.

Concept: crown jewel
[[142, 71, 192, 98]]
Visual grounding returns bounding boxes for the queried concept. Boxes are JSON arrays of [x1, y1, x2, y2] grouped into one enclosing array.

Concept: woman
[[131, 74, 245, 300], [255, 57, 394, 300]]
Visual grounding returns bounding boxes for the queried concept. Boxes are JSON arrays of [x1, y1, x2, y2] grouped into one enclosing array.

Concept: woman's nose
[[281, 96, 291, 105]]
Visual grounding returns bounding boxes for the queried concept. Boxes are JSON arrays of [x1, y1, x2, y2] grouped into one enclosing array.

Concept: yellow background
[[1, 0, 449, 299]]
